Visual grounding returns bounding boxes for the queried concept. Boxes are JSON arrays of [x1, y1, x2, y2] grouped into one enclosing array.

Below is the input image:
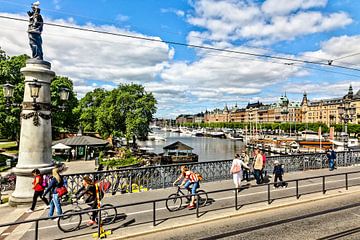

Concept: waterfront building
[[301, 85, 360, 125], [178, 86, 359, 126]]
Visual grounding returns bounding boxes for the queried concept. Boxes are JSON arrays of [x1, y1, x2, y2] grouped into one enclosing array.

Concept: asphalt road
[[12, 167, 360, 240], [134, 189, 360, 240]]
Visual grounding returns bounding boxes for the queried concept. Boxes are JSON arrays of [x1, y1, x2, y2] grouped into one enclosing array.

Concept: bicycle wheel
[[58, 210, 82, 232], [166, 194, 182, 212], [196, 190, 208, 207], [99, 204, 117, 225]]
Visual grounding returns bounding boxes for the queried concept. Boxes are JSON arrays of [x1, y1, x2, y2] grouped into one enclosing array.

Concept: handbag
[[231, 162, 241, 174], [56, 186, 68, 197]]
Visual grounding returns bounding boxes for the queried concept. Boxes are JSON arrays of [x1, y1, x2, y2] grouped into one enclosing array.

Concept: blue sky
[[1, 0, 360, 118]]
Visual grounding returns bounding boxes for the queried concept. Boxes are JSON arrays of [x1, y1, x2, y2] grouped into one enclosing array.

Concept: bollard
[[34, 220, 39, 240], [153, 201, 156, 226], [196, 194, 200, 218], [296, 180, 299, 199], [322, 176, 326, 194], [267, 184, 271, 204], [345, 173, 348, 190], [235, 188, 238, 210]]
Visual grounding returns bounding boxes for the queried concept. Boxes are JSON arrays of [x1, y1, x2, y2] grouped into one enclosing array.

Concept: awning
[[52, 143, 72, 150]]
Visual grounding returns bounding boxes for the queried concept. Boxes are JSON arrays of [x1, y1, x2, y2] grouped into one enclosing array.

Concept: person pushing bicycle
[[173, 166, 200, 209]]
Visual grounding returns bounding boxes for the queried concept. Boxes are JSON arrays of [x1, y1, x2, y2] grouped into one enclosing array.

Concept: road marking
[[25, 175, 360, 233]]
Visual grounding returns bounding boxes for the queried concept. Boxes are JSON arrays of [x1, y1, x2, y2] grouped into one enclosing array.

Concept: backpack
[[195, 173, 204, 181]]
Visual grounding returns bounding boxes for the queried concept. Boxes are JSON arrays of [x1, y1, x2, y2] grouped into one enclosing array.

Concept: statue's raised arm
[[28, 1, 43, 60]]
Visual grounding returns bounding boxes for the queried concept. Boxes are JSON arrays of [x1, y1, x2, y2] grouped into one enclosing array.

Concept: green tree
[[50, 76, 79, 135], [94, 84, 157, 143], [74, 88, 107, 132], [0, 53, 28, 142]]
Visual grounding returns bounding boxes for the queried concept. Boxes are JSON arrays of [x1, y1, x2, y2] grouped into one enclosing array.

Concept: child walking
[[273, 160, 287, 188]]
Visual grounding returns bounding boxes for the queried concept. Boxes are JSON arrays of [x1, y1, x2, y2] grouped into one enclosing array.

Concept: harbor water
[[138, 131, 245, 162]]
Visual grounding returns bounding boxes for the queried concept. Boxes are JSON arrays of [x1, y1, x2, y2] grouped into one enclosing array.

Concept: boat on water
[[147, 133, 166, 141], [225, 132, 244, 141]]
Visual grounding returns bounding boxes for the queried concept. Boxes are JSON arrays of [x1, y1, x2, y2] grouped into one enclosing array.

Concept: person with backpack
[[75, 176, 99, 226], [230, 154, 250, 192], [26, 168, 49, 213], [43, 168, 63, 219], [173, 166, 200, 209]]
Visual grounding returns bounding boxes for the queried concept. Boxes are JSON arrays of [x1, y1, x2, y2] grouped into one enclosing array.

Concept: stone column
[[9, 59, 55, 206]]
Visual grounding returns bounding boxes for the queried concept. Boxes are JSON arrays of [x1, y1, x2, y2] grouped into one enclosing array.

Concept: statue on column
[[27, 1, 43, 60]]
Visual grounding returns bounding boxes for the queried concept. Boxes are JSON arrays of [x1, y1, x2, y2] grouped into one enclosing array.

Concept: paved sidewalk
[[1, 165, 360, 240]]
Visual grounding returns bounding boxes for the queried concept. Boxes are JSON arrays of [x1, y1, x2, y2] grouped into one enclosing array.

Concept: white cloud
[[302, 35, 360, 65], [161, 8, 185, 17], [261, 0, 328, 16], [115, 14, 129, 22], [187, 0, 352, 45], [0, 13, 173, 101]]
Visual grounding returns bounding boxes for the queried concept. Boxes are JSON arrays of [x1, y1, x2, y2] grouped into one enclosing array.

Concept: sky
[[1, 0, 360, 118]]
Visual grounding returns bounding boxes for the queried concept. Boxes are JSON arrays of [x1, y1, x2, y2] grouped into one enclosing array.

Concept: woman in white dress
[[230, 154, 250, 192]]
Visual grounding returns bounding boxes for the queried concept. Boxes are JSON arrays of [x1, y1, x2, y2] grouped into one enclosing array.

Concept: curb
[[110, 187, 360, 239]]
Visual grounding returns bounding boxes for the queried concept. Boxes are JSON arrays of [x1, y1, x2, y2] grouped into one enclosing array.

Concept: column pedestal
[[9, 59, 55, 206]]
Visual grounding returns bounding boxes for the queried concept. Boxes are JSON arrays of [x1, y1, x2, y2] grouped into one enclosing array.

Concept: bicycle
[[57, 199, 117, 232], [166, 186, 208, 212]]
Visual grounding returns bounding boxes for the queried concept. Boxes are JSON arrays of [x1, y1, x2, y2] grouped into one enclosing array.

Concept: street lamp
[[2, 82, 15, 109], [59, 87, 70, 110]]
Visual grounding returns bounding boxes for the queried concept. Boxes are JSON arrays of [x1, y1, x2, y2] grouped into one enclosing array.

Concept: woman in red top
[[26, 168, 49, 213]]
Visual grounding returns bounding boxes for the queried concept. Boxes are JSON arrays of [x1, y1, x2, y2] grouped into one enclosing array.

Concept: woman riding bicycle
[[75, 176, 101, 226], [173, 166, 199, 209]]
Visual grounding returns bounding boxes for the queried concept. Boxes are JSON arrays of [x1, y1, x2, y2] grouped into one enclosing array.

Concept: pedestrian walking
[[230, 154, 250, 192], [43, 168, 63, 219], [26, 169, 49, 213], [71, 148, 76, 160], [326, 146, 336, 171], [253, 149, 263, 184], [273, 160, 287, 188], [241, 150, 250, 181], [260, 150, 267, 182]]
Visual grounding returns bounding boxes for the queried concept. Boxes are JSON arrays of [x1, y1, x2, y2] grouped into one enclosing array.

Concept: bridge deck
[[2, 165, 360, 240]]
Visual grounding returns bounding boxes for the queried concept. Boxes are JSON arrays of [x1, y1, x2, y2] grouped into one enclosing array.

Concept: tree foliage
[[0, 53, 28, 141], [0, 50, 78, 140], [51, 76, 79, 136], [76, 84, 157, 142]]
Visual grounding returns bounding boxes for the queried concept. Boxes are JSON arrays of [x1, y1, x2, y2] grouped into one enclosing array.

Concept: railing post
[[196, 194, 200, 218], [345, 173, 348, 190], [97, 208, 102, 237], [296, 180, 299, 199], [322, 176, 326, 194], [267, 184, 271, 204], [162, 167, 166, 189], [34, 220, 39, 240], [129, 174, 133, 193], [153, 201, 156, 226], [235, 188, 238, 210]]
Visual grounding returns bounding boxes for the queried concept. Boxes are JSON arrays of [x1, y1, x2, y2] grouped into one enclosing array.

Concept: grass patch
[[1, 196, 9, 204], [0, 141, 17, 149]]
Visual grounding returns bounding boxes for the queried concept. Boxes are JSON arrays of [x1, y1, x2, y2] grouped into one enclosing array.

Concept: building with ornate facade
[[176, 86, 360, 126], [301, 85, 360, 125]]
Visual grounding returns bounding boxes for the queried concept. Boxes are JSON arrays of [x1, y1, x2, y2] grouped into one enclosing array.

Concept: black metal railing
[[1, 169, 360, 240], [62, 150, 360, 195]]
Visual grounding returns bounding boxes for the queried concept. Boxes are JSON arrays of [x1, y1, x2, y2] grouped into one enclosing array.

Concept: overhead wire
[[1, 14, 360, 74]]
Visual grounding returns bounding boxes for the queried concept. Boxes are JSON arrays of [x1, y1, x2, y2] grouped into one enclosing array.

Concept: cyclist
[[75, 176, 101, 226], [173, 165, 199, 209]]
